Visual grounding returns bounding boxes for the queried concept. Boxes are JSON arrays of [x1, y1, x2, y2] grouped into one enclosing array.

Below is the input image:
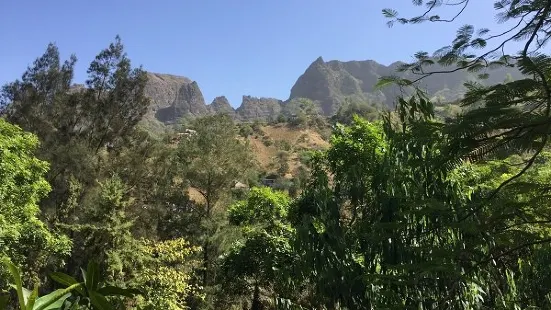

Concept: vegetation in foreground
[[3, 1, 551, 309]]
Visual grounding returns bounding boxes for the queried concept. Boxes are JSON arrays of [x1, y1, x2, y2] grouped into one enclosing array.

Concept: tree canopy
[[0, 119, 70, 289], [3, 3, 551, 308]]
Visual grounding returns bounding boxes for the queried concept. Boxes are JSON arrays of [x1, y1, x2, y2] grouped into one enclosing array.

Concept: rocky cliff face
[[208, 96, 235, 116], [143, 72, 207, 124], [289, 57, 392, 115], [141, 57, 523, 126], [154, 81, 208, 123], [235, 96, 283, 121], [289, 57, 524, 115], [142, 73, 285, 124], [144, 73, 192, 112]]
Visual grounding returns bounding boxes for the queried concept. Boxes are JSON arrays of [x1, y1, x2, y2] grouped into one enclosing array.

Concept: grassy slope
[[247, 124, 329, 177]]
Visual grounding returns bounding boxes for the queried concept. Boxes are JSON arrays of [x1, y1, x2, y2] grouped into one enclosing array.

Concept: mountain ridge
[[141, 57, 524, 125]]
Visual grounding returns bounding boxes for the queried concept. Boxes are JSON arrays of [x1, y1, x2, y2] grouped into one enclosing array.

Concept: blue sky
[[1, 1, 518, 107]]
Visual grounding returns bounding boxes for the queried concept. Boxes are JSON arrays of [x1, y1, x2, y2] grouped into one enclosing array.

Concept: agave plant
[[1, 258, 140, 310]]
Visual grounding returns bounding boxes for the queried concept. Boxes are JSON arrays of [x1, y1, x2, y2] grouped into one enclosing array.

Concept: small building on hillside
[[233, 181, 248, 189]]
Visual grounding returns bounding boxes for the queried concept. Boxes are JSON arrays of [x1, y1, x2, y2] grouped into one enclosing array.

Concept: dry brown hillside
[[177, 123, 331, 204], [247, 124, 329, 178]]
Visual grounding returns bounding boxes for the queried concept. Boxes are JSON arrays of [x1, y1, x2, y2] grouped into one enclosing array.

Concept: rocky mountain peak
[[236, 96, 283, 121], [312, 56, 325, 66], [144, 72, 192, 110], [208, 96, 235, 116], [153, 78, 208, 123], [289, 57, 525, 115], [140, 57, 524, 127]]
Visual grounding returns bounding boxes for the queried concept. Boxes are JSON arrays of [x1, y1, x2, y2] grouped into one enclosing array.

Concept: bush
[[275, 140, 292, 151], [251, 121, 264, 135], [299, 150, 315, 166], [231, 188, 249, 200], [261, 136, 273, 146], [276, 150, 289, 159], [332, 99, 382, 125], [239, 124, 254, 138], [276, 151, 290, 176], [277, 161, 289, 176], [288, 181, 300, 198], [289, 112, 308, 128]]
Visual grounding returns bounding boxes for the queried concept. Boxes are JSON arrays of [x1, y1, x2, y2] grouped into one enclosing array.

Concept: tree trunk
[[202, 240, 209, 287], [251, 283, 263, 310], [202, 197, 211, 288]]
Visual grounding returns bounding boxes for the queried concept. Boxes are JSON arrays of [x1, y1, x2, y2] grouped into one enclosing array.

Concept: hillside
[[247, 124, 329, 175], [184, 123, 330, 204]]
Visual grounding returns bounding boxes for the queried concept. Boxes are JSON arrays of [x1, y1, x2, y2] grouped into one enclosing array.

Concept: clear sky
[[0, 1, 517, 107]]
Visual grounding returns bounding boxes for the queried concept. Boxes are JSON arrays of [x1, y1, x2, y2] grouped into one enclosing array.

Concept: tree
[[456, 151, 551, 309], [0, 38, 157, 288], [380, 1, 551, 185], [0, 36, 150, 225], [290, 116, 391, 308], [373, 4, 551, 306], [331, 98, 381, 125], [62, 175, 140, 280], [282, 98, 326, 129], [289, 98, 551, 308], [175, 114, 255, 288], [221, 187, 295, 310], [131, 238, 201, 309], [276, 151, 290, 176], [53, 169, 203, 309], [1, 36, 149, 152], [0, 118, 70, 290], [238, 123, 254, 138], [0, 35, 263, 310]]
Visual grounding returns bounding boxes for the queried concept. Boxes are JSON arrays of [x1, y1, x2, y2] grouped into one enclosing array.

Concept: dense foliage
[[3, 1, 551, 309], [0, 120, 70, 289]]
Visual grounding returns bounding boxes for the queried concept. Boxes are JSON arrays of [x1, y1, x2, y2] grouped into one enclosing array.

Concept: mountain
[[140, 57, 524, 126], [144, 73, 191, 110], [235, 96, 283, 122], [146, 74, 208, 123], [141, 73, 200, 128], [141, 74, 284, 124], [208, 96, 235, 116], [289, 57, 524, 115]]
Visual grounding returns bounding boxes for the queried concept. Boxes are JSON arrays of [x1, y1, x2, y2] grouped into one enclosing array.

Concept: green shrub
[[251, 121, 264, 135], [275, 140, 292, 151], [238, 124, 254, 138], [261, 136, 273, 146]]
